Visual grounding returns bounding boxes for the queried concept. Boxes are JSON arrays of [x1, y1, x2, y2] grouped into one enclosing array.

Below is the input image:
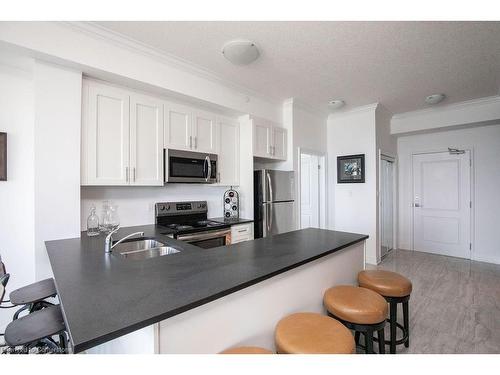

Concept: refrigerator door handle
[[266, 172, 274, 233], [262, 203, 268, 236]]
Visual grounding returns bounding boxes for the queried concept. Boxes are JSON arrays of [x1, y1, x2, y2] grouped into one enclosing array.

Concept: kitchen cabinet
[[130, 93, 164, 185], [231, 223, 254, 244], [81, 80, 163, 186], [216, 116, 240, 186], [164, 104, 217, 153], [252, 119, 287, 161]]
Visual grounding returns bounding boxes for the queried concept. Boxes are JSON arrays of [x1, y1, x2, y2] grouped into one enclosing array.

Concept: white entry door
[[300, 153, 320, 228], [412, 151, 471, 259]]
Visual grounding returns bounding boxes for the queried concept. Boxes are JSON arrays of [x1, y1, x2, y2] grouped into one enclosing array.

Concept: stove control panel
[[155, 201, 207, 217]]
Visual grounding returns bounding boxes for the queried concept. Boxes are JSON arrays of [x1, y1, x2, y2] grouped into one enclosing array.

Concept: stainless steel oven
[[165, 149, 217, 183], [176, 228, 232, 249]]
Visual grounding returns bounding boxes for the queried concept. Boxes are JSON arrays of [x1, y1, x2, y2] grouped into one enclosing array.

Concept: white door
[[217, 117, 240, 186], [272, 127, 287, 160], [130, 94, 164, 186], [84, 81, 130, 185], [380, 159, 394, 258], [300, 154, 320, 229], [192, 110, 217, 153], [412, 151, 471, 259], [164, 102, 192, 151], [253, 121, 272, 158]]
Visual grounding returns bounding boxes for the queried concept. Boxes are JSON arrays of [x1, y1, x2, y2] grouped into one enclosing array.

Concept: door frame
[[378, 151, 397, 262], [410, 148, 474, 259], [297, 148, 327, 230]]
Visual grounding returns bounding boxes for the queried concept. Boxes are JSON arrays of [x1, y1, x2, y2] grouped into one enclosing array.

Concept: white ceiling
[[94, 21, 500, 114]]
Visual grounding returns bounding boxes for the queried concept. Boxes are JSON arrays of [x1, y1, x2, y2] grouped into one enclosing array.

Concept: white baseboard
[[472, 253, 500, 265]]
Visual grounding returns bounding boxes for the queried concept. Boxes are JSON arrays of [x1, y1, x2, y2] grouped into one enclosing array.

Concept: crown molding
[[392, 95, 500, 120], [58, 21, 282, 107]]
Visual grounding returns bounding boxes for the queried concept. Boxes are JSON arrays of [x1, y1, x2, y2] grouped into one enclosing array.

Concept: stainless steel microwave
[[164, 149, 218, 184]]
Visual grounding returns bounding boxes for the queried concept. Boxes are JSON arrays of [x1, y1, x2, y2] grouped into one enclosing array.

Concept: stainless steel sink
[[113, 239, 181, 260]]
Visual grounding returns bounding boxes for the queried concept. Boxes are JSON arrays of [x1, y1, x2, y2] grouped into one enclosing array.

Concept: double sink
[[113, 238, 181, 260]]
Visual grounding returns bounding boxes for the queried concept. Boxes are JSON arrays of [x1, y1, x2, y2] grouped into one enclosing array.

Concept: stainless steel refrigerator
[[254, 170, 295, 238]]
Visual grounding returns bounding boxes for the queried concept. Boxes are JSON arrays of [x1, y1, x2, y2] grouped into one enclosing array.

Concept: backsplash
[[80, 185, 231, 231]]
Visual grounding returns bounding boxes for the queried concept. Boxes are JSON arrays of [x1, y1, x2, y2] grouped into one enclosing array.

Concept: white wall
[[81, 185, 231, 230], [0, 52, 35, 330], [397, 124, 500, 264], [327, 105, 378, 264], [33, 61, 82, 279]]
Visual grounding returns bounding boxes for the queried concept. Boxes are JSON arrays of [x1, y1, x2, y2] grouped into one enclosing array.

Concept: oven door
[[176, 228, 231, 249], [165, 149, 217, 183]]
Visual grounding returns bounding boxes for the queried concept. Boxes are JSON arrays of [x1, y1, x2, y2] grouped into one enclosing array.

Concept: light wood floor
[[367, 249, 500, 354]]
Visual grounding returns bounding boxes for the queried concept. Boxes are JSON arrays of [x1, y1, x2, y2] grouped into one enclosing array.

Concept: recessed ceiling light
[[222, 40, 260, 65], [328, 100, 345, 109], [425, 94, 445, 105]]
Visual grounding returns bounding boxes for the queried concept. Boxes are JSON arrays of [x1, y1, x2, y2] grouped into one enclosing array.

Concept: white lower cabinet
[[82, 79, 163, 186], [231, 223, 254, 244]]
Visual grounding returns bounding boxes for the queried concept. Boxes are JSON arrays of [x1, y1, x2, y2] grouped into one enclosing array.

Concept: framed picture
[[0, 132, 6, 181], [337, 154, 365, 183]]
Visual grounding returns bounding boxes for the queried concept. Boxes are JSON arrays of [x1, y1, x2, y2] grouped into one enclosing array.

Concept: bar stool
[[220, 346, 273, 354], [0, 256, 57, 319], [323, 285, 387, 354], [358, 270, 412, 354], [275, 312, 355, 354], [3, 305, 67, 353]]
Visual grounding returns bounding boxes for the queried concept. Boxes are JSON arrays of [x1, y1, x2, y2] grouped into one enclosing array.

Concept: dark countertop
[[45, 226, 368, 353], [209, 217, 254, 225]]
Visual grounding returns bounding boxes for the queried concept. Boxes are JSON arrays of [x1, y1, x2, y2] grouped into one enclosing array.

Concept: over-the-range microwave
[[164, 149, 218, 184]]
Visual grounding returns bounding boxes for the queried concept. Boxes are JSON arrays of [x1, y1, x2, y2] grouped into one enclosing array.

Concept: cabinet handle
[[238, 229, 247, 233], [133, 167, 136, 182], [217, 172, 220, 183], [194, 136, 197, 149], [125, 167, 129, 182], [189, 136, 192, 148]]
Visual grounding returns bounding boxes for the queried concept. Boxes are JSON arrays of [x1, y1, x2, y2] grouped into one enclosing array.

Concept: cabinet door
[[217, 117, 240, 186], [84, 81, 130, 185], [253, 120, 272, 158], [272, 127, 287, 160], [192, 110, 217, 153], [164, 102, 192, 151], [130, 94, 164, 186]]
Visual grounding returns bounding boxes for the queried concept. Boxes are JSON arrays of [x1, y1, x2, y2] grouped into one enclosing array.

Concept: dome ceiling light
[[425, 93, 446, 105], [222, 40, 260, 65], [328, 99, 345, 109]]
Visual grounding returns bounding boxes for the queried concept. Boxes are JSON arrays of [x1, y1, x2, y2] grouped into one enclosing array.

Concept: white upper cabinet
[[253, 121, 273, 158], [164, 102, 192, 151], [252, 118, 287, 161], [83, 80, 130, 185], [130, 93, 164, 186], [272, 126, 287, 161], [192, 110, 217, 153], [82, 80, 163, 186], [164, 104, 217, 154], [216, 116, 240, 186]]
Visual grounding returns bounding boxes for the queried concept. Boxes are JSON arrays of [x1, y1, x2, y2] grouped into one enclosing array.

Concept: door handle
[[414, 203, 421, 207]]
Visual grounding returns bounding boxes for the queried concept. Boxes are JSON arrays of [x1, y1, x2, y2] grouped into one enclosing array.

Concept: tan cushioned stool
[[275, 312, 355, 354], [220, 346, 273, 354], [323, 285, 388, 325], [358, 270, 412, 297]]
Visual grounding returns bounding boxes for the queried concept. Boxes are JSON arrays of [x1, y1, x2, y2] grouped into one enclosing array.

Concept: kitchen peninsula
[[45, 227, 368, 353]]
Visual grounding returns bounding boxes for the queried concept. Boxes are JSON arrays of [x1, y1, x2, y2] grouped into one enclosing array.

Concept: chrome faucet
[[104, 227, 144, 253]]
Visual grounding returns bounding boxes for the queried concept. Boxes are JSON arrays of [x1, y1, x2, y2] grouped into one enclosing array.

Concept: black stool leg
[[377, 328, 385, 354], [389, 301, 397, 354], [365, 330, 374, 354], [403, 300, 409, 348], [354, 331, 360, 347]]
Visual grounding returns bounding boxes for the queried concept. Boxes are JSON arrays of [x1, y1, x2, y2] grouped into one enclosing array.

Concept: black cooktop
[[161, 220, 230, 236]]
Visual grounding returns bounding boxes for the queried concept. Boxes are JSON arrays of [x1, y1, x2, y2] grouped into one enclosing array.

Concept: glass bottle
[[87, 205, 100, 237]]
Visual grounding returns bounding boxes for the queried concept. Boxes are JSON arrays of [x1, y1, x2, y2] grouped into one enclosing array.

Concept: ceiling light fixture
[[328, 99, 345, 109], [222, 40, 260, 65], [425, 93, 446, 105]]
